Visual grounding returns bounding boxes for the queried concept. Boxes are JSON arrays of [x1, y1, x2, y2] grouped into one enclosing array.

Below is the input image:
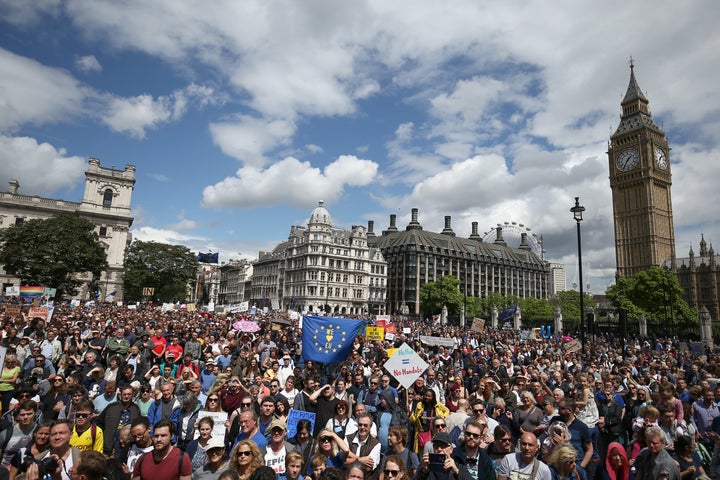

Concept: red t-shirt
[[151, 336, 167, 356], [165, 343, 184, 361], [132, 447, 191, 480]]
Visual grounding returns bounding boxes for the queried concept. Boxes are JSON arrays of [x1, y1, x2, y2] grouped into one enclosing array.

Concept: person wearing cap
[[277, 355, 295, 387], [259, 419, 293, 474], [199, 360, 217, 394], [417, 431, 471, 480], [193, 436, 228, 480]]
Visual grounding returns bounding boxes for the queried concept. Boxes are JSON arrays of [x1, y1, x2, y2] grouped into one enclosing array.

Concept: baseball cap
[[205, 437, 225, 450], [431, 432, 452, 445], [268, 419, 286, 431]]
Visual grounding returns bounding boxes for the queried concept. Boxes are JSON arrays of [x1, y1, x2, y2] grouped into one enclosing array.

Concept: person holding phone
[[416, 432, 472, 480]]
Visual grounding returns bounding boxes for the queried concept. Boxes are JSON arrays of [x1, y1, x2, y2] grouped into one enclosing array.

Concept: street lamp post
[[571, 197, 586, 349]]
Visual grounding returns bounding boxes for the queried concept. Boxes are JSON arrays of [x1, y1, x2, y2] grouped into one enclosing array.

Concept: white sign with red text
[[383, 342, 428, 389]]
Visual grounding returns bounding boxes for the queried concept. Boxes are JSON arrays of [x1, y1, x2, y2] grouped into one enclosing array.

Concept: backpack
[[390, 407, 408, 427]]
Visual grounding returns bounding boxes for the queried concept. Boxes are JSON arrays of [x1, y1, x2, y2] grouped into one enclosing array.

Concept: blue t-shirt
[[567, 418, 592, 462]]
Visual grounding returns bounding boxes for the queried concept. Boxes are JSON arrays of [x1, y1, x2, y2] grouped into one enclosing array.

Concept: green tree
[[548, 290, 594, 324], [0, 213, 108, 297], [419, 275, 464, 318], [519, 297, 553, 320], [123, 241, 199, 302], [606, 267, 696, 333]]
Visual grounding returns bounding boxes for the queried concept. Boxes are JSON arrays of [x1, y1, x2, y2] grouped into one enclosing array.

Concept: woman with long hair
[[409, 388, 449, 454], [229, 440, 263, 480], [379, 455, 410, 480], [185, 416, 215, 470], [9, 420, 52, 480], [40, 374, 70, 420], [105, 355, 122, 382], [547, 444, 587, 480], [275, 396, 291, 423], [287, 419, 314, 473], [203, 393, 224, 413], [0, 354, 21, 413], [242, 358, 261, 383]]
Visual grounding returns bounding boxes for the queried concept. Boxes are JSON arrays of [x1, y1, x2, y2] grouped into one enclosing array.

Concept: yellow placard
[[366, 326, 385, 341]]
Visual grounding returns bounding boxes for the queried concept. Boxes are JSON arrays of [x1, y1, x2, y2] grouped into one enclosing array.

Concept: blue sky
[[1, 0, 719, 294]]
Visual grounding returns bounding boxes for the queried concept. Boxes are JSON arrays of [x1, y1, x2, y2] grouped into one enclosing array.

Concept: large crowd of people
[[0, 299, 718, 480]]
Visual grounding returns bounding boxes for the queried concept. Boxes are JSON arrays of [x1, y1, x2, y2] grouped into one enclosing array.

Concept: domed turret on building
[[251, 200, 387, 315], [309, 200, 332, 226]]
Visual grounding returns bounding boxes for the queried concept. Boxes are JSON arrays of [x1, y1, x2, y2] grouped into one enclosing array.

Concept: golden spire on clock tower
[[608, 59, 676, 279]]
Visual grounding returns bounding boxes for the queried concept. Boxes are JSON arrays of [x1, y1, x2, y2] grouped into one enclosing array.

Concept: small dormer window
[[103, 189, 113, 207], [99, 226, 107, 236]]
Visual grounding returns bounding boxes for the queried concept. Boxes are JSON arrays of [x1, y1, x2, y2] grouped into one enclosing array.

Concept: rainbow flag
[[19, 286, 44, 298]]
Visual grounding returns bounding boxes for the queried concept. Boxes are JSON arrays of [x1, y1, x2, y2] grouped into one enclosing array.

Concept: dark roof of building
[[371, 228, 546, 267]]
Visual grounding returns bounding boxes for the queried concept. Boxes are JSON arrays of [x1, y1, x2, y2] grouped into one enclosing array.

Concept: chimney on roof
[[469, 221, 481, 240], [441, 216, 455, 236], [384, 214, 398, 234], [519, 233, 532, 251], [494, 226, 507, 246], [406, 208, 422, 230]]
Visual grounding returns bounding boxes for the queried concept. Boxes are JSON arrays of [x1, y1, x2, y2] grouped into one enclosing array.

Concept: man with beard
[[131, 419, 191, 480], [293, 376, 318, 414], [451, 420, 495, 480]]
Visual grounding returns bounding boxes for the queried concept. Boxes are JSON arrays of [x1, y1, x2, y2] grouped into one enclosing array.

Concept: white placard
[[194, 411, 228, 439], [383, 342, 428, 389]]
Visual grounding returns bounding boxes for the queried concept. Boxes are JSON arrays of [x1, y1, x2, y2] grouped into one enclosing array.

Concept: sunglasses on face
[[384, 470, 400, 477], [76, 413, 90, 419], [464, 431, 482, 439], [237, 451, 253, 457]]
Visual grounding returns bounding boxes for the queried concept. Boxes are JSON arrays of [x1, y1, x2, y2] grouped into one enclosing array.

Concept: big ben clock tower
[[609, 60, 676, 278]]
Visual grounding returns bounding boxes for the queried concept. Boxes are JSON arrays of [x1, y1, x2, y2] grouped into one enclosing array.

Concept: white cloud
[[209, 116, 296, 167], [0, 135, 86, 194], [102, 84, 218, 138], [75, 55, 102, 74], [202, 155, 378, 208], [0, 48, 87, 131]]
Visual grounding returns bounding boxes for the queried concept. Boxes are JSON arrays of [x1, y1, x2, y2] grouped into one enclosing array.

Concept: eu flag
[[302, 315, 364, 364], [498, 303, 518, 321]]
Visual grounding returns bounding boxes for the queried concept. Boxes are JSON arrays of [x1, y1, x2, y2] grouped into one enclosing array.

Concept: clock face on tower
[[616, 148, 639, 171], [654, 146, 668, 169]]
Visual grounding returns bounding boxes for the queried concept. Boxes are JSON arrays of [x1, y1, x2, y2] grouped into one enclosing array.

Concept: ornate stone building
[[251, 201, 387, 315], [0, 158, 135, 300], [608, 61, 676, 278], [218, 259, 253, 305], [670, 235, 720, 321], [368, 208, 551, 316]]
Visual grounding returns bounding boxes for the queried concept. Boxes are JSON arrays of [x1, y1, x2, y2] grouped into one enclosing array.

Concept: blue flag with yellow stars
[[301, 315, 364, 364]]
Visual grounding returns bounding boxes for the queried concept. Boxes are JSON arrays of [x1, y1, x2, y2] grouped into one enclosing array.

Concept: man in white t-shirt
[[497, 432, 551, 480], [261, 419, 289, 474]]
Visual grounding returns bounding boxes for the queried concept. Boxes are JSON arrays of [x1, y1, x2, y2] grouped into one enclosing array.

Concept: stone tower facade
[[608, 61, 676, 278]]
